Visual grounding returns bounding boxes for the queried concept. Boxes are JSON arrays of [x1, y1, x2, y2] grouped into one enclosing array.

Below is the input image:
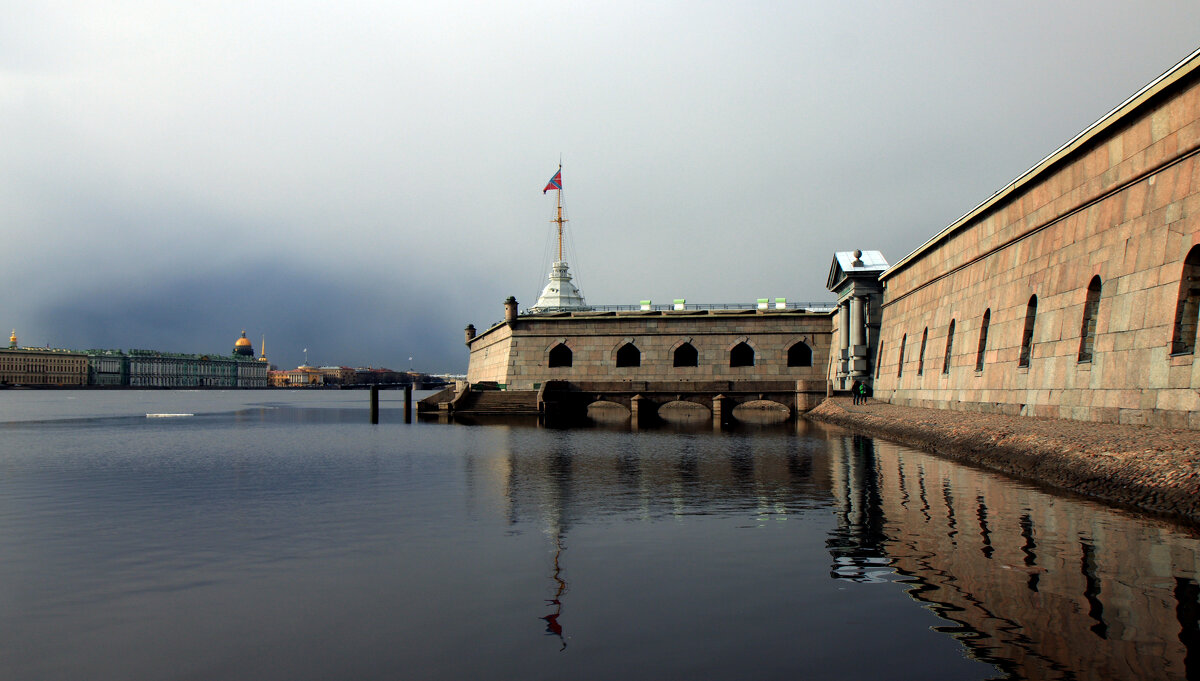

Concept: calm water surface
[[0, 390, 1197, 680]]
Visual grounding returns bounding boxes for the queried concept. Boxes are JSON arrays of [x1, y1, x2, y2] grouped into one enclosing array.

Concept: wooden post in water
[[404, 384, 413, 423], [370, 386, 380, 424]]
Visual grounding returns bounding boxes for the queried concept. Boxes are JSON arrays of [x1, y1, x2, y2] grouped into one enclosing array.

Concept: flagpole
[[552, 164, 566, 263]]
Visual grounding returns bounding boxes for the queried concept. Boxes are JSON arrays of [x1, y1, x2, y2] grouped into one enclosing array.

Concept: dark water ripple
[[0, 390, 1196, 680]]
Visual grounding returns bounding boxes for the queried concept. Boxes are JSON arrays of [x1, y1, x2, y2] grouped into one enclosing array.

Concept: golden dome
[[233, 330, 255, 357]]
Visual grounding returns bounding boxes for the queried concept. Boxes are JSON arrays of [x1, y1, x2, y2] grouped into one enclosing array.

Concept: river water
[[0, 390, 1196, 680]]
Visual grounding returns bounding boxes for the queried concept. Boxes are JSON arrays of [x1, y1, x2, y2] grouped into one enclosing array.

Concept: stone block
[[1119, 408, 1150, 426]]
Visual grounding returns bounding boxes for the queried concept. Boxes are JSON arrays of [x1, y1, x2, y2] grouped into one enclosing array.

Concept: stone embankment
[[807, 397, 1200, 524]]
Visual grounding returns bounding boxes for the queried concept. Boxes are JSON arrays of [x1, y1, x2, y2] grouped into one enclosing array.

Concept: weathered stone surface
[[872, 57, 1200, 429], [467, 311, 832, 390]]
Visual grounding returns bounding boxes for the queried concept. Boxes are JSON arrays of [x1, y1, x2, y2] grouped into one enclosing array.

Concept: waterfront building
[[84, 332, 269, 388], [871, 47, 1200, 429], [463, 50, 1200, 429], [466, 297, 832, 391], [87, 349, 128, 386], [354, 367, 408, 385], [459, 168, 845, 422], [284, 366, 325, 386], [0, 333, 88, 386], [127, 350, 239, 387], [317, 366, 356, 385]]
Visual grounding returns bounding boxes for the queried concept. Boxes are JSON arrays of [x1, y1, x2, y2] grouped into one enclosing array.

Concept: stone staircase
[[455, 390, 540, 415]]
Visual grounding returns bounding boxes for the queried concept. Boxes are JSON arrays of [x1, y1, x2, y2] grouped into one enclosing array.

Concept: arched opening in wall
[[729, 342, 754, 367], [616, 342, 641, 368], [875, 341, 884, 379], [673, 342, 698, 367], [787, 341, 812, 367], [943, 319, 955, 374], [1019, 295, 1038, 368], [1078, 276, 1102, 363], [548, 343, 572, 368], [975, 309, 991, 372], [1170, 246, 1200, 355], [917, 328, 928, 376], [897, 334, 906, 378]]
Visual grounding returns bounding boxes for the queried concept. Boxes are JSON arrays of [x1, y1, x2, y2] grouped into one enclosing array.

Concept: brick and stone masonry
[[872, 48, 1200, 430], [466, 306, 832, 391]]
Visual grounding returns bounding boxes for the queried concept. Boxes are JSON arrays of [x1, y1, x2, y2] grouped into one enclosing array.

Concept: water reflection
[[480, 424, 1200, 680], [8, 392, 1200, 680], [861, 437, 1200, 680]]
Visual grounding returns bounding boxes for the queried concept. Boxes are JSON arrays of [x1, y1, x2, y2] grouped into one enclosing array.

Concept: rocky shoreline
[[806, 397, 1200, 525]]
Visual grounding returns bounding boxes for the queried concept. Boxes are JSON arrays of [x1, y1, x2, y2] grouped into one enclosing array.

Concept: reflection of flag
[[543, 168, 562, 194]]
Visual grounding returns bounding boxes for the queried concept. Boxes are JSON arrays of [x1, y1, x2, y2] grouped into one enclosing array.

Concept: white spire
[[530, 162, 591, 313], [530, 261, 590, 312]]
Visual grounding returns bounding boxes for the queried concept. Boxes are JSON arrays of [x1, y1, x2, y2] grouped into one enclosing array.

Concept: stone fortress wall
[[466, 310, 832, 391], [870, 48, 1200, 429]]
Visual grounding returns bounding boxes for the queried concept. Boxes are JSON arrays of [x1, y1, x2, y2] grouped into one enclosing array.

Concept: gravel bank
[[806, 397, 1200, 525]]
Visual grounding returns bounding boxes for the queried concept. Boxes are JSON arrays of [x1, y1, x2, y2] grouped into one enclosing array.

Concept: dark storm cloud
[[4, 2, 1200, 366], [32, 261, 483, 373]]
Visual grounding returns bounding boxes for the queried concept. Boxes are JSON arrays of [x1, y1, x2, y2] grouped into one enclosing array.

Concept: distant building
[[317, 366, 356, 385], [80, 331, 269, 388], [87, 349, 128, 386], [285, 367, 325, 386], [354, 367, 408, 385], [0, 331, 88, 386]]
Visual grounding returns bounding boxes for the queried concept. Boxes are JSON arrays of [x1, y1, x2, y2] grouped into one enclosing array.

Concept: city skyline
[[5, 2, 1200, 372]]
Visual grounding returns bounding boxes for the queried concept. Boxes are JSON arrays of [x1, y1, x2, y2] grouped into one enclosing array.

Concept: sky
[[4, 2, 1200, 373]]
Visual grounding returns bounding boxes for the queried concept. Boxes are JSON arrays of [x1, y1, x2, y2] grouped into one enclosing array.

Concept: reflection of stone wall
[[469, 420, 839, 527], [872, 56, 1200, 428], [467, 422, 1200, 678], [861, 438, 1200, 680], [466, 311, 832, 390]]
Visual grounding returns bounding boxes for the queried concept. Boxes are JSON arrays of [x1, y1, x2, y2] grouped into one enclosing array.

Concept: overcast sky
[[3, 2, 1200, 372]]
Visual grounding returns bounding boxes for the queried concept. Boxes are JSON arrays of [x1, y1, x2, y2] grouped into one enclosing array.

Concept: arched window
[[1019, 295, 1038, 368], [548, 343, 572, 368], [917, 327, 928, 376], [729, 342, 754, 367], [616, 342, 641, 368], [975, 309, 990, 372], [673, 342, 698, 367], [897, 334, 907, 378], [1078, 277, 1102, 363], [787, 341, 812, 367], [943, 319, 955, 374], [1170, 246, 1200, 355]]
